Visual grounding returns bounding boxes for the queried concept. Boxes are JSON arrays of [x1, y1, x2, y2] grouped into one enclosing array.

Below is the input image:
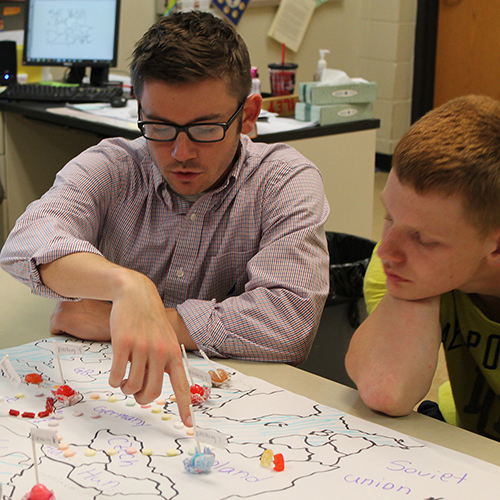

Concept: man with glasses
[[0, 11, 330, 426]]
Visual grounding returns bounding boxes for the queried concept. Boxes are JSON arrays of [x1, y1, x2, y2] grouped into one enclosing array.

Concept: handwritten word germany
[[92, 405, 151, 428]]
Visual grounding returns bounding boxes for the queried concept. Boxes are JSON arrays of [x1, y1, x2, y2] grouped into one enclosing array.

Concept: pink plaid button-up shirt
[[1, 135, 330, 364]]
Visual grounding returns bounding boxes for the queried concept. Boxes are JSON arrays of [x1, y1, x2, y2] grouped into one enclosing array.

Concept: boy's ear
[[241, 93, 262, 135], [487, 230, 500, 267]]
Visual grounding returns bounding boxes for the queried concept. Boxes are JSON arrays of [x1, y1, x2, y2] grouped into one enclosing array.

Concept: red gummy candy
[[45, 397, 55, 412], [28, 483, 54, 500], [22, 412, 36, 419], [273, 453, 285, 472], [38, 411, 50, 418], [9, 409, 20, 417], [55, 385, 75, 397]]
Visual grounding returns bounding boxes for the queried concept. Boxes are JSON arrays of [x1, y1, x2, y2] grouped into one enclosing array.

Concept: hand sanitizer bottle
[[250, 66, 261, 95], [313, 49, 330, 82]]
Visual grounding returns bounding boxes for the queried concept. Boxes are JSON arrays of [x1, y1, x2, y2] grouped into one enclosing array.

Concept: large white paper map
[[0, 337, 499, 499]]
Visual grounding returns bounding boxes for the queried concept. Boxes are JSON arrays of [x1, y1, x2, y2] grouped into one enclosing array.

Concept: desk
[[1, 268, 499, 469], [0, 100, 379, 243]]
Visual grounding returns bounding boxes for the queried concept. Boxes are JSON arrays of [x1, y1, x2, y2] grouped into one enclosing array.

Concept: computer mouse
[[110, 95, 127, 108]]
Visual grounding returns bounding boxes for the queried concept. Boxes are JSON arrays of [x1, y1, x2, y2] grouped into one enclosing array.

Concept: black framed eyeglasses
[[137, 100, 245, 143]]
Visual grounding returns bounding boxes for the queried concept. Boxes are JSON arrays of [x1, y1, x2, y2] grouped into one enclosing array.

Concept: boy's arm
[[345, 249, 442, 416]]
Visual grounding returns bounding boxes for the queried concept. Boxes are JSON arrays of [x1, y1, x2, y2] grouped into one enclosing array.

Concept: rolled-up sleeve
[[0, 140, 122, 299]]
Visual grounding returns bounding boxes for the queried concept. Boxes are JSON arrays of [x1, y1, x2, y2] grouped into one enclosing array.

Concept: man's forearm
[[39, 252, 135, 302], [345, 293, 441, 415]]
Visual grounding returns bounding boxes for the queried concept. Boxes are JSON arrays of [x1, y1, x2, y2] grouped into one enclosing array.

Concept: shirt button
[[176, 268, 184, 278], [190, 213, 197, 221]]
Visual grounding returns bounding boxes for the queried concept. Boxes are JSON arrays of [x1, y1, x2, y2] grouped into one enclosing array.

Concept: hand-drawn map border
[[0, 337, 498, 500]]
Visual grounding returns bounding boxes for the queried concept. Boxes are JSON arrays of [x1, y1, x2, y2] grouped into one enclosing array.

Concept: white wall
[[115, 0, 158, 75], [359, 0, 417, 156], [112, 0, 417, 156], [237, 0, 418, 156]]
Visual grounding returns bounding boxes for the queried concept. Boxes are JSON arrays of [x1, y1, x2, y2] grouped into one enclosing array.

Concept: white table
[[1, 268, 499, 467]]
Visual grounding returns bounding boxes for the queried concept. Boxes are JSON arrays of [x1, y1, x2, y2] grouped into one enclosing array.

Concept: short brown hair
[[130, 11, 251, 102], [394, 95, 500, 235]]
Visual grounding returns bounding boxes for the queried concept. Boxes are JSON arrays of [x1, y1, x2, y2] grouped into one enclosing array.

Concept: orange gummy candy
[[25, 373, 43, 385]]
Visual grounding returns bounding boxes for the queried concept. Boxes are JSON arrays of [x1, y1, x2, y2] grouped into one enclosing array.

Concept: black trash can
[[299, 232, 376, 388]]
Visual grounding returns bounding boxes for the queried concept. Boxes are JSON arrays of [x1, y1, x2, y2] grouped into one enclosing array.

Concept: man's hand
[[50, 299, 112, 340], [40, 253, 193, 427], [106, 273, 192, 426]]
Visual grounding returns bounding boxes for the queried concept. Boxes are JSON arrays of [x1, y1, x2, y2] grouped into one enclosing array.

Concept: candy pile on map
[[1, 337, 500, 500], [260, 448, 285, 471], [189, 383, 211, 405], [183, 446, 215, 474], [51, 384, 81, 406], [209, 368, 231, 388]]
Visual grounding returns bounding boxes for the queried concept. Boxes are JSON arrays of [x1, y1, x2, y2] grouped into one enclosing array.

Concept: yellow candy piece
[[151, 407, 162, 414], [260, 449, 274, 467], [166, 448, 178, 456], [142, 448, 153, 456], [106, 449, 117, 456], [85, 448, 96, 457]]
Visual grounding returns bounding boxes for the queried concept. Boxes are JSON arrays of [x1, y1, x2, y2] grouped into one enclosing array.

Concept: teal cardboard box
[[295, 102, 373, 126], [299, 81, 377, 106]]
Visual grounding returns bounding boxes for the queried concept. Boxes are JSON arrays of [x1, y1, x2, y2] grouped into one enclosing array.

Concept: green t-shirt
[[441, 290, 500, 440], [364, 246, 500, 441]]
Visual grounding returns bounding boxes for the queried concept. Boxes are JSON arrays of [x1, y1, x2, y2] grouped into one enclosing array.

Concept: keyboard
[[0, 83, 123, 103]]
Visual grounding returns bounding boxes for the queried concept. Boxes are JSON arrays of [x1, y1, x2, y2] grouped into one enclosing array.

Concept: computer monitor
[[22, 0, 121, 86]]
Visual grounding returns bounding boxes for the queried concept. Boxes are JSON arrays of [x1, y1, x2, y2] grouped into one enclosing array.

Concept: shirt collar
[[151, 138, 247, 206]]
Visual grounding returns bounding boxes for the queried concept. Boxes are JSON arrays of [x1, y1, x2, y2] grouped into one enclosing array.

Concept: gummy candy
[[273, 453, 285, 472], [51, 385, 80, 406], [25, 373, 44, 385], [183, 446, 215, 474], [189, 384, 211, 405], [260, 449, 285, 472], [54, 385, 75, 397], [260, 448, 274, 467], [22, 483, 55, 500]]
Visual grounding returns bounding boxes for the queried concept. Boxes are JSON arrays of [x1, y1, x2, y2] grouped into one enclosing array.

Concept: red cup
[[268, 62, 298, 96]]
